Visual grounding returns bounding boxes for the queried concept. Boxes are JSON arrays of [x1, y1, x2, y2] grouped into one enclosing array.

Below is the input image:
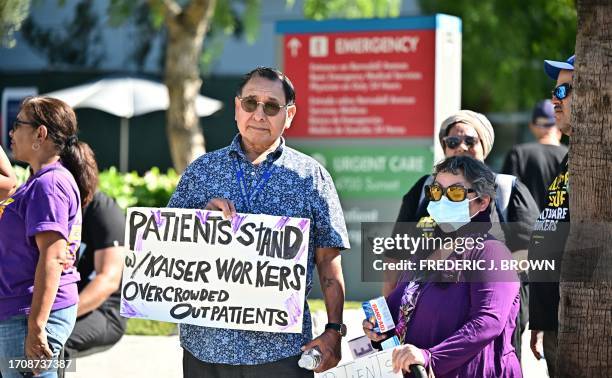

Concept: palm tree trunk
[[557, 0, 612, 376]]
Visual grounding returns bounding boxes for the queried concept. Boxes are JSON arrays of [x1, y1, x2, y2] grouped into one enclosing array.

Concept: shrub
[[13, 165, 30, 186], [99, 167, 180, 210], [13, 165, 179, 210]]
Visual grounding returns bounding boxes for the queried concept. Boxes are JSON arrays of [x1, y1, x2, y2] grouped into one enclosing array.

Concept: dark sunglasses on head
[[552, 83, 572, 100], [238, 96, 290, 117], [425, 183, 476, 202], [443, 135, 479, 150]]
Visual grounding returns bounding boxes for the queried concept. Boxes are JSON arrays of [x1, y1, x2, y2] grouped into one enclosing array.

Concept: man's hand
[[530, 330, 544, 360], [301, 329, 341, 373], [392, 344, 426, 374], [205, 198, 236, 219]]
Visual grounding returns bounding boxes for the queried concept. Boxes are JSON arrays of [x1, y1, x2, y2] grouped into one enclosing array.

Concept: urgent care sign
[[276, 16, 462, 141]]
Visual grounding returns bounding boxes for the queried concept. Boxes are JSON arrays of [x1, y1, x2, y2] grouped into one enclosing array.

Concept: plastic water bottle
[[298, 347, 322, 370]]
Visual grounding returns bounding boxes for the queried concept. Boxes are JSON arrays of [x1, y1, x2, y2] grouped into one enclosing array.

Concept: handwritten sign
[[317, 348, 403, 378], [120, 207, 310, 333]]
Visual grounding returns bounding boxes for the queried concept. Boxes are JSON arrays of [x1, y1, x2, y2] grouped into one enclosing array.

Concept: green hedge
[[13, 165, 30, 186], [98, 167, 179, 210], [12, 165, 180, 210]]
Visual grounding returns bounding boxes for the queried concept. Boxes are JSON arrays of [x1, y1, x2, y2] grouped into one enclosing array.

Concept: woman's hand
[[392, 344, 426, 374], [25, 326, 53, 376], [361, 317, 387, 342]]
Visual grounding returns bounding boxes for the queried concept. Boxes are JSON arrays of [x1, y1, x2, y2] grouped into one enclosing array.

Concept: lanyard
[[232, 157, 276, 212]]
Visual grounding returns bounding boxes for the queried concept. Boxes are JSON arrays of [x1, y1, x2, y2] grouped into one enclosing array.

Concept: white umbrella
[[44, 76, 223, 171]]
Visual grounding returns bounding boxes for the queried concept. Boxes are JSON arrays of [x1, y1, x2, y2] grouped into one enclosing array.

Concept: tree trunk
[[159, 0, 216, 172], [557, 1, 612, 377]]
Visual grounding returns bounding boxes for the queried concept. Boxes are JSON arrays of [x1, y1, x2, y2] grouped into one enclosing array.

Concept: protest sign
[[120, 207, 310, 334], [317, 347, 403, 378]]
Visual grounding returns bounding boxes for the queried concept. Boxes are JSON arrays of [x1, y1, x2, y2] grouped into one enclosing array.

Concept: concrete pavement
[[69, 310, 548, 377]]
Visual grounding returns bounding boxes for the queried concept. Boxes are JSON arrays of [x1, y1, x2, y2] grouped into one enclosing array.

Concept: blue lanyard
[[232, 158, 276, 212]]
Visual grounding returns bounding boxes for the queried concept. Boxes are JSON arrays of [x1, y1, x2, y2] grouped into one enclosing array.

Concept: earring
[[32, 142, 40, 151]]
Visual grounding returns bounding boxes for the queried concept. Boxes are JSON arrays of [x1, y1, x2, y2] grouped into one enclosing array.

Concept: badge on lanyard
[[233, 158, 275, 212]]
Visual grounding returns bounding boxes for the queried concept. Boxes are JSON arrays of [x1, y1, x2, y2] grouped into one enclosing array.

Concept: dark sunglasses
[[238, 96, 290, 117], [12, 119, 36, 130], [425, 183, 476, 202], [552, 83, 572, 100], [443, 135, 479, 150]]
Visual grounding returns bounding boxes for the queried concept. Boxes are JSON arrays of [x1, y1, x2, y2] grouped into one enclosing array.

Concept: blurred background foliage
[[419, 0, 577, 112], [98, 166, 179, 210], [8, 0, 576, 113], [14, 165, 179, 210], [0, 0, 31, 47]]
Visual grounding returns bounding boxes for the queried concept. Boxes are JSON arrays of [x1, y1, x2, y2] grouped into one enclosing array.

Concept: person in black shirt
[[63, 190, 126, 358], [502, 100, 568, 211], [527, 54, 574, 378]]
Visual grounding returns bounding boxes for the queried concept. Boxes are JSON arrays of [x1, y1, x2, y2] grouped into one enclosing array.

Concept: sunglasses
[[12, 119, 36, 130], [443, 135, 479, 150], [237, 96, 291, 117], [425, 183, 476, 202], [552, 83, 572, 100]]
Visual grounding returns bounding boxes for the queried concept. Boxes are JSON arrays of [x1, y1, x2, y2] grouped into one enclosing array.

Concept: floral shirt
[[168, 134, 350, 365]]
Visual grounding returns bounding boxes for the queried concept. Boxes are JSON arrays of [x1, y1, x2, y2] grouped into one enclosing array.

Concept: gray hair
[[433, 156, 496, 201]]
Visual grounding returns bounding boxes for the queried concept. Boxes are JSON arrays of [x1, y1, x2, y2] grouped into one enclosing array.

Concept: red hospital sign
[[283, 30, 435, 138]]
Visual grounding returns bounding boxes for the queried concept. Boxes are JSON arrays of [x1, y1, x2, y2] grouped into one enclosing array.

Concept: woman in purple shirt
[[364, 156, 521, 378], [0, 97, 98, 378]]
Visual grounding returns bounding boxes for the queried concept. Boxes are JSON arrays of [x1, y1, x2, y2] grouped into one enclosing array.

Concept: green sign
[[295, 145, 433, 199]]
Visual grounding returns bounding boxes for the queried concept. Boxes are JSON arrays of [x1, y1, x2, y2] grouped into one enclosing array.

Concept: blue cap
[[544, 55, 575, 80], [531, 100, 555, 127]]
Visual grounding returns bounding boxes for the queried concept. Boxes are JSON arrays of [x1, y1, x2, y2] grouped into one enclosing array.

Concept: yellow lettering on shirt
[[64, 224, 82, 269], [0, 198, 14, 219]]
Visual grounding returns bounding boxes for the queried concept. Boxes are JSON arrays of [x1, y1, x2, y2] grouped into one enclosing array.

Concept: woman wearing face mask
[[383, 110, 538, 363], [365, 156, 521, 377], [384, 110, 538, 294], [0, 97, 97, 378]]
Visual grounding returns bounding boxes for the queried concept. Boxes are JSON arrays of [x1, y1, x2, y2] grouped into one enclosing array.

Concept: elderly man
[[528, 55, 574, 378], [168, 67, 350, 377]]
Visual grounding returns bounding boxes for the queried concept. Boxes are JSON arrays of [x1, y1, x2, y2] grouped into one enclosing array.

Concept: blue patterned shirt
[[168, 134, 350, 365]]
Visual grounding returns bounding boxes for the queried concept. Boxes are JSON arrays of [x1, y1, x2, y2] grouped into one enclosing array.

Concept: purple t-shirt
[[0, 161, 81, 320]]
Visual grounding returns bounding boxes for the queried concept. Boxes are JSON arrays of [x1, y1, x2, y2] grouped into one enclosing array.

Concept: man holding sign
[[168, 67, 350, 377]]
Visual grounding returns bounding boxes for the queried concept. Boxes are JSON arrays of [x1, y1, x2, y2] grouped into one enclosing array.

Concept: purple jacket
[[387, 236, 521, 377]]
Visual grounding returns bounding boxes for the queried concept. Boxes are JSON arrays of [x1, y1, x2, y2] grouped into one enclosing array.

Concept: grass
[[125, 299, 362, 336], [126, 318, 178, 336]]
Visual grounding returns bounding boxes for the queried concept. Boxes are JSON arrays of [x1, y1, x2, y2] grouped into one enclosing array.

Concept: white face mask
[[427, 196, 480, 232]]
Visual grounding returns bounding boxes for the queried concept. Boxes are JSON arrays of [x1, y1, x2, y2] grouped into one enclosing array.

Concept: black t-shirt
[[78, 191, 126, 303], [502, 142, 568, 211], [528, 154, 569, 331], [385, 173, 539, 259]]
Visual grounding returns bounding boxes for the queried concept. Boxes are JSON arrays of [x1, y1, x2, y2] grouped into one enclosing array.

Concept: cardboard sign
[[120, 208, 310, 334], [347, 335, 376, 359], [317, 348, 403, 378]]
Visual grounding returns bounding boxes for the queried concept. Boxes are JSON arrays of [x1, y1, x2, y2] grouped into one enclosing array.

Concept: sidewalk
[[69, 310, 547, 377]]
